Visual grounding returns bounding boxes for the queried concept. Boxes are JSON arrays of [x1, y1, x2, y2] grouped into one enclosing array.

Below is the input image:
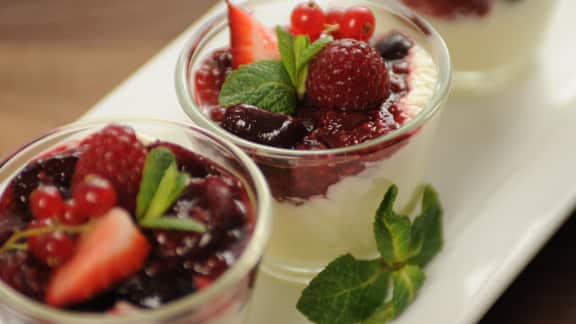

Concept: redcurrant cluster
[[290, 1, 376, 41], [25, 175, 117, 267]]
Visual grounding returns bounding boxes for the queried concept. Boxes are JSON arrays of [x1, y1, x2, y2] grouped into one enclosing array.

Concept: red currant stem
[[0, 223, 94, 254], [11, 243, 28, 251], [323, 23, 340, 35]]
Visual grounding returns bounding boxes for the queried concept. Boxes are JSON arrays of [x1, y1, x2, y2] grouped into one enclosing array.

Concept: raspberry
[[73, 125, 147, 212], [306, 39, 390, 111], [194, 49, 233, 106]]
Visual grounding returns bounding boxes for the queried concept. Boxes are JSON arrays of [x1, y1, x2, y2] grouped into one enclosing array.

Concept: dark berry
[[340, 6, 376, 41], [11, 152, 79, 220], [374, 31, 414, 61], [221, 104, 308, 148], [203, 176, 243, 228], [306, 39, 390, 111], [194, 49, 233, 106], [72, 176, 117, 219], [29, 185, 64, 220], [0, 251, 50, 300], [290, 1, 326, 40], [116, 265, 196, 309], [73, 125, 147, 212]]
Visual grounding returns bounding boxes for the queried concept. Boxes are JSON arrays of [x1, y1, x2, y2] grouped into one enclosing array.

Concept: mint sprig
[[136, 147, 204, 233], [218, 26, 332, 115], [218, 60, 297, 115], [276, 26, 332, 98], [297, 185, 444, 324]]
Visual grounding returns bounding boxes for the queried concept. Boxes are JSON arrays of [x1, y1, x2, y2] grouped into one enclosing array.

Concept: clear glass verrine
[[176, 0, 451, 283], [0, 119, 271, 323]]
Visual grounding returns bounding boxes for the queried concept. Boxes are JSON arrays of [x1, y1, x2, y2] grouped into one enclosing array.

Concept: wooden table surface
[[0, 1, 574, 323]]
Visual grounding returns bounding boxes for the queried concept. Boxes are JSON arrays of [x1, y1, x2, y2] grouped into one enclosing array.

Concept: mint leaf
[[374, 185, 414, 265], [136, 147, 175, 219], [297, 254, 390, 324], [409, 186, 444, 267], [276, 26, 297, 86], [140, 216, 206, 233], [298, 36, 331, 71], [275, 26, 332, 98], [145, 162, 189, 219], [388, 265, 425, 317], [362, 265, 425, 324], [219, 60, 297, 115]]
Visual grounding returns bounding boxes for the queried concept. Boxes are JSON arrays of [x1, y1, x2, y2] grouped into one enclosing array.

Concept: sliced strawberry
[[226, 0, 279, 68], [45, 208, 150, 307]]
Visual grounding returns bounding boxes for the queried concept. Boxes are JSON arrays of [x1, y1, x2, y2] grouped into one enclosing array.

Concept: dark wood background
[[0, 1, 574, 323]]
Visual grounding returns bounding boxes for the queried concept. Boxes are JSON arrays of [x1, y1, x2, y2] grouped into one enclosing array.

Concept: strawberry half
[[45, 208, 150, 307], [226, 0, 279, 68]]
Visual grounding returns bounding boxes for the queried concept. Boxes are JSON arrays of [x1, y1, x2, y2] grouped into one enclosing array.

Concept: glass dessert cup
[[0, 119, 271, 324], [175, 0, 451, 283], [401, 0, 559, 93]]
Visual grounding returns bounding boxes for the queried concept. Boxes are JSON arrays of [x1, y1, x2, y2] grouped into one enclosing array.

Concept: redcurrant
[[340, 6, 376, 41], [290, 1, 326, 40], [325, 8, 345, 38], [27, 220, 76, 267], [29, 185, 64, 220], [58, 199, 90, 225], [73, 175, 117, 218]]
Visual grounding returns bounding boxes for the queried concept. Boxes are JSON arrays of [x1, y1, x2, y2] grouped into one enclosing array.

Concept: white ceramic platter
[[82, 0, 576, 322]]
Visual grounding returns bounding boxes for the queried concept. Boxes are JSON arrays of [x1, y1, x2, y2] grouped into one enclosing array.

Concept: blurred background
[[0, 0, 215, 157]]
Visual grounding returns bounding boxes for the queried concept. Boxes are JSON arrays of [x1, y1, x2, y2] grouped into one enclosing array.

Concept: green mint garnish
[[140, 216, 206, 233], [276, 26, 332, 98], [136, 147, 175, 219], [218, 60, 297, 115], [135, 147, 205, 233], [297, 185, 444, 324], [218, 26, 332, 115]]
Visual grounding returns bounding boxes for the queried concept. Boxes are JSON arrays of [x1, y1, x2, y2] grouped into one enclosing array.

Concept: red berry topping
[[45, 208, 150, 307], [194, 49, 233, 106], [226, 0, 279, 69], [58, 199, 89, 225], [290, 1, 326, 40], [73, 125, 146, 213], [325, 8, 345, 38], [306, 39, 390, 111], [340, 6, 376, 41], [27, 220, 76, 268], [73, 175, 117, 219], [29, 185, 64, 220]]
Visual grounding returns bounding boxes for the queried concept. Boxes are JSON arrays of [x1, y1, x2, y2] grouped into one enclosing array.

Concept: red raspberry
[[73, 125, 147, 212], [194, 49, 233, 106], [306, 39, 390, 111]]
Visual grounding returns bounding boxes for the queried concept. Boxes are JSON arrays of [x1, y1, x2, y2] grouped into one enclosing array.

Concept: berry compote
[[0, 124, 256, 314]]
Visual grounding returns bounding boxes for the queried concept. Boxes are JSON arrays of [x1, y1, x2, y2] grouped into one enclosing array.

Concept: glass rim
[[0, 118, 272, 323], [175, 0, 452, 160]]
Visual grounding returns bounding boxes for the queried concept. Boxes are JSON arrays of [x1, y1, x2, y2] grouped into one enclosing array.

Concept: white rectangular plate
[[82, 0, 576, 323]]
